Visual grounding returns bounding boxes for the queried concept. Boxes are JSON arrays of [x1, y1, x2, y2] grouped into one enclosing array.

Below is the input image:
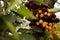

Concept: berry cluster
[[25, 1, 60, 38]]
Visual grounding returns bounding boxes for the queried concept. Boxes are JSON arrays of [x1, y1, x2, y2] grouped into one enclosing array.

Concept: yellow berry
[[40, 14, 44, 17], [35, 14, 38, 17], [39, 19, 43, 24], [46, 25, 49, 29], [38, 10, 42, 13], [42, 22, 48, 27], [48, 26, 51, 30], [53, 31, 57, 34], [36, 22, 39, 25], [49, 23, 52, 26], [53, 24, 57, 27], [44, 12, 47, 15], [47, 13, 51, 16]]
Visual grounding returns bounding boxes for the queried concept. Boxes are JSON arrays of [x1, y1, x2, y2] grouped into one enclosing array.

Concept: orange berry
[[53, 31, 57, 34], [42, 22, 48, 27], [48, 26, 51, 30], [46, 25, 49, 29]]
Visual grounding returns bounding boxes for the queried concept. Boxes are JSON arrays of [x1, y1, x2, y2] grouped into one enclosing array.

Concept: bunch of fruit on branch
[[25, 0, 60, 38]]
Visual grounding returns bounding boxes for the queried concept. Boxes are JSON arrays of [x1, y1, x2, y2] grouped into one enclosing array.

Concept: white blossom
[[0, 1, 4, 7], [55, 12, 60, 19], [8, 32, 13, 36], [15, 4, 20, 9], [16, 17, 31, 31], [54, 0, 60, 19]]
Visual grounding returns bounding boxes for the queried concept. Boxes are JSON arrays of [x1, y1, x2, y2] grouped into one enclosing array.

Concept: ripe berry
[[25, 1, 60, 37], [44, 12, 48, 15], [51, 18, 55, 22], [40, 14, 44, 17], [40, 4, 48, 12], [39, 19, 43, 24], [51, 14, 56, 18], [42, 16, 48, 21], [38, 10, 42, 13], [55, 18, 59, 23], [31, 3, 38, 9], [47, 13, 51, 17], [25, 2, 30, 7]]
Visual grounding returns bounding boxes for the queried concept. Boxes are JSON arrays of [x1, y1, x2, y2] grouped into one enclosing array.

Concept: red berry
[[25, 2, 30, 7]]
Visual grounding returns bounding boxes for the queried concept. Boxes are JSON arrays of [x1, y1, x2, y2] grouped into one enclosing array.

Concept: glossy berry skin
[[51, 18, 55, 22], [25, 2, 30, 7], [25, 1, 40, 10], [42, 15, 48, 21], [55, 18, 59, 23], [51, 14, 56, 18], [40, 4, 48, 12], [25, 1, 60, 36]]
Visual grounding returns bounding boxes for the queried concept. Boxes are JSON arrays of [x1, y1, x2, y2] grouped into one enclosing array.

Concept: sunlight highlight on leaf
[[14, 4, 36, 19], [35, 0, 44, 4], [6, 0, 22, 12]]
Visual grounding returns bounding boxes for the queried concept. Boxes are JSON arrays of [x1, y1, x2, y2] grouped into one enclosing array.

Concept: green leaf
[[0, 5, 4, 17], [49, 8, 60, 13], [6, 0, 22, 12], [4, 33, 12, 40], [35, 0, 44, 4], [39, 37, 44, 40], [3, 17, 20, 40], [57, 22, 60, 32], [0, 18, 7, 34], [14, 4, 36, 19], [4, 14, 16, 23], [6, 0, 36, 19], [52, 34, 60, 40], [44, 31, 50, 40], [20, 33, 36, 40]]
